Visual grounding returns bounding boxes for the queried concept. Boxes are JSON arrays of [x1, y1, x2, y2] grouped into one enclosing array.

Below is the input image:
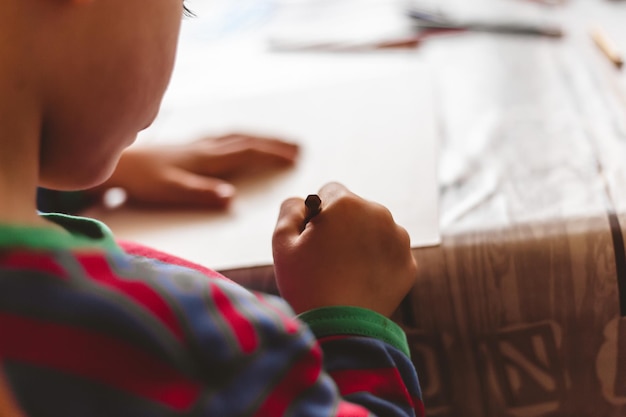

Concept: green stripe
[[0, 213, 121, 253], [298, 306, 410, 357]]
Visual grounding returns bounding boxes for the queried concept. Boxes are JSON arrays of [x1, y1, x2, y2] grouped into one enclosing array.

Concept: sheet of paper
[[89, 57, 440, 271]]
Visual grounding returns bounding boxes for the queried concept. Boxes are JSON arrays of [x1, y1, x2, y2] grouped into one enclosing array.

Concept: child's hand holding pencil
[[272, 182, 417, 317]]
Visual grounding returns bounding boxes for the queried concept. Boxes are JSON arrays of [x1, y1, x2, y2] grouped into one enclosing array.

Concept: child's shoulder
[[0, 227, 247, 364], [0, 215, 235, 342]]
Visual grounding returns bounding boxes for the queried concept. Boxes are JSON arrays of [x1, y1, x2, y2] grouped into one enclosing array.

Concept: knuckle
[[396, 224, 411, 247]]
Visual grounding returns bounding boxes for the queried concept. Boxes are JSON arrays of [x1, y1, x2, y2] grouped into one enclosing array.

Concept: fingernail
[[216, 183, 236, 199]]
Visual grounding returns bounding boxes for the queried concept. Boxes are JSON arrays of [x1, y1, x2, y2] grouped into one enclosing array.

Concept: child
[[0, 1, 424, 416]]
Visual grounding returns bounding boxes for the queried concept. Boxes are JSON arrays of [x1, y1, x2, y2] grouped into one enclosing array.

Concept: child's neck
[[0, 79, 52, 229], [0, 142, 48, 228]]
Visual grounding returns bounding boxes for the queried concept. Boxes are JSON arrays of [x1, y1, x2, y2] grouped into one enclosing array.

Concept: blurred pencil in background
[[590, 25, 624, 69]]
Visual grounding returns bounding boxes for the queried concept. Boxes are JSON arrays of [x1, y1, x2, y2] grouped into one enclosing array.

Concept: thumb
[[167, 170, 236, 209], [273, 197, 306, 244]]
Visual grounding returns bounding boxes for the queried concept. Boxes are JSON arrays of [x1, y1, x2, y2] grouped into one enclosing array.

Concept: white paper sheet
[[89, 57, 440, 271]]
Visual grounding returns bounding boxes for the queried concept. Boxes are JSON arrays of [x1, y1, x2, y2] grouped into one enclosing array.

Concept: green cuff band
[[298, 306, 410, 357]]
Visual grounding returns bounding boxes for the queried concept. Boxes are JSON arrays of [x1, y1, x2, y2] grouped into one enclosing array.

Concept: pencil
[[303, 194, 322, 225], [591, 25, 624, 69]]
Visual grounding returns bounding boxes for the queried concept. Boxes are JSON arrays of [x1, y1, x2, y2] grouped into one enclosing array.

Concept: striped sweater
[[0, 213, 424, 417]]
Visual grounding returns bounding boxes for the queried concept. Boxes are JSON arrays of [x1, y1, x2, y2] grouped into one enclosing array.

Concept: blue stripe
[[0, 268, 193, 375], [321, 337, 423, 401]]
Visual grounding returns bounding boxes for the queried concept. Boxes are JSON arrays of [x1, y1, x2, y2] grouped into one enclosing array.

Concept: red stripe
[[318, 335, 350, 344], [209, 282, 258, 354], [254, 344, 322, 416], [319, 336, 424, 415], [329, 368, 414, 407], [117, 240, 233, 283], [77, 254, 185, 341], [335, 400, 370, 417], [2, 252, 68, 279], [0, 313, 201, 411], [414, 398, 426, 417]]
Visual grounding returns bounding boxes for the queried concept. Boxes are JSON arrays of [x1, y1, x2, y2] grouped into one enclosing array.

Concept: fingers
[[274, 182, 353, 225], [137, 169, 237, 209], [175, 174, 236, 209], [208, 133, 299, 161], [273, 182, 352, 242], [317, 181, 351, 204], [216, 132, 298, 149], [193, 133, 300, 176], [272, 197, 306, 243]]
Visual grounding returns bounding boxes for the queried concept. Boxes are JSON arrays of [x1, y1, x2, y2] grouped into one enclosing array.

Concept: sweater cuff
[[298, 306, 410, 357]]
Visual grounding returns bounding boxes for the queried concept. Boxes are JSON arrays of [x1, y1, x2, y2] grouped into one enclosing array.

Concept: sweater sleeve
[[298, 306, 425, 417], [148, 262, 425, 417]]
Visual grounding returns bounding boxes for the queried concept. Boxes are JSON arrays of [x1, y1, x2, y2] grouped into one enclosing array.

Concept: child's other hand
[[103, 133, 299, 209], [272, 182, 417, 317]]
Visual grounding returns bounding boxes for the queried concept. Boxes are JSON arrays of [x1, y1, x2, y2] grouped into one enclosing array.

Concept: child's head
[[3, 0, 184, 190]]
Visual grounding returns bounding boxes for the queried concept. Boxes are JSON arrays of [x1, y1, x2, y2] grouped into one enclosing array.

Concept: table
[[222, 1, 626, 416]]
